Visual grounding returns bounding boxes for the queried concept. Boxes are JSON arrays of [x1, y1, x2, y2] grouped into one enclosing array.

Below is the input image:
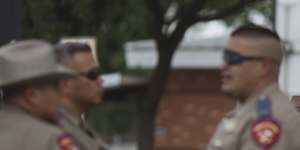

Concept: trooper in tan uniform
[[55, 42, 108, 150], [207, 25, 300, 150], [0, 40, 80, 150]]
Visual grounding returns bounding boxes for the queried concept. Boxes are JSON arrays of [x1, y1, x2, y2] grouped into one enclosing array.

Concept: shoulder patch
[[57, 133, 80, 150], [252, 95, 281, 149], [252, 119, 281, 149]]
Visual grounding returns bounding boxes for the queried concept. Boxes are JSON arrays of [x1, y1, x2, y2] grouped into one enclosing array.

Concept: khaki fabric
[[0, 106, 74, 150], [207, 83, 300, 150], [58, 109, 108, 150]]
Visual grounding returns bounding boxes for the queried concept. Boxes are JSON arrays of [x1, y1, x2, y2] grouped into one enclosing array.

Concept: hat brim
[[0, 65, 77, 88]]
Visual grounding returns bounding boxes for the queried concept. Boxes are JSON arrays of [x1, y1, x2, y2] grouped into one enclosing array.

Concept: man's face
[[69, 51, 103, 106], [28, 83, 63, 121], [221, 37, 263, 99]]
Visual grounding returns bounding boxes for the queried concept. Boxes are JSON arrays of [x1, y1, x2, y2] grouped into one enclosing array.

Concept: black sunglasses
[[79, 68, 101, 80], [223, 49, 264, 65]]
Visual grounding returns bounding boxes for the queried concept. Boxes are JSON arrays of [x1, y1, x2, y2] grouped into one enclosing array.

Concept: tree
[[138, 1, 269, 150], [20, 0, 271, 150], [20, 0, 152, 72]]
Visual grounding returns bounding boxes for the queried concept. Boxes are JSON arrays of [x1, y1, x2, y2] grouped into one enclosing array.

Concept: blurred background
[[2, 0, 300, 150]]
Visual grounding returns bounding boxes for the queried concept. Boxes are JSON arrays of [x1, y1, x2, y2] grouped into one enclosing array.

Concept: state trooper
[[207, 25, 300, 150], [55, 42, 108, 150], [0, 40, 80, 150]]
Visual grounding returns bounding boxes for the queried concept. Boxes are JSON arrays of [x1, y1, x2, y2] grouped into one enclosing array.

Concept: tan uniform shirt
[[58, 110, 108, 150], [0, 106, 79, 150], [207, 83, 300, 150]]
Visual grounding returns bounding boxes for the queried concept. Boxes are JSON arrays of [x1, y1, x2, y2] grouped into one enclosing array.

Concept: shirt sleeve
[[240, 119, 283, 150]]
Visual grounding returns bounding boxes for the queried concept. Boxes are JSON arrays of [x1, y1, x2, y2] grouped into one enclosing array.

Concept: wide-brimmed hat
[[0, 40, 77, 88]]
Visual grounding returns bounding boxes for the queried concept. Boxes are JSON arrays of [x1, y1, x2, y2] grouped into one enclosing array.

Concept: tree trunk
[[137, 42, 175, 150], [137, 31, 187, 150]]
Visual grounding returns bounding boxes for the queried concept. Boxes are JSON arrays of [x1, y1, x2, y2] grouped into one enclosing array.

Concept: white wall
[[125, 36, 227, 69], [276, 0, 300, 96]]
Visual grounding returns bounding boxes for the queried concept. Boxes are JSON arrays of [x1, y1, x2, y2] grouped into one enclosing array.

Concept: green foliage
[[21, 0, 151, 72], [21, 0, 272, 72], [86, 100, 138, 141], [205, 0, 240, 9], [223, 0, 272, 25]]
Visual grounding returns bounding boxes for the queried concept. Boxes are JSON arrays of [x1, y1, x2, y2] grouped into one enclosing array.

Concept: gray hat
[[0, 40, 76, 88]]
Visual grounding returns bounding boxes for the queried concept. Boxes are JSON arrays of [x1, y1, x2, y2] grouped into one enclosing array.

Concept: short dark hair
[[231, 24, 281, 41], [55, 42, 92, 65]]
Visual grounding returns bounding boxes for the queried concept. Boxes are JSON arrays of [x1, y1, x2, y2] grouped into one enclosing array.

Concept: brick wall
[[155, 69, 235, 150]]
